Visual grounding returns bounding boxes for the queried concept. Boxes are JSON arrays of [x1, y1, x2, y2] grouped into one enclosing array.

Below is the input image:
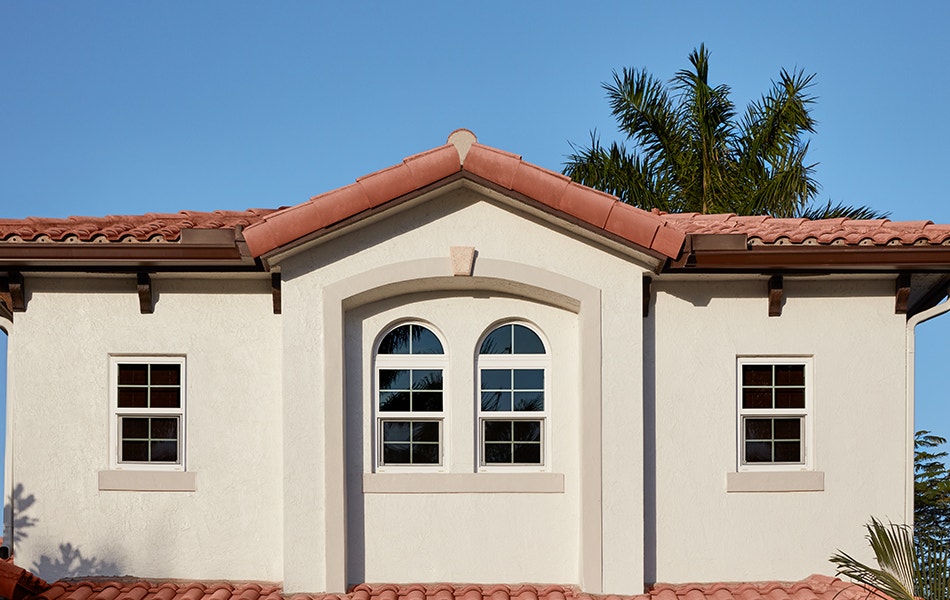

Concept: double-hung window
[[375, 323, 446, 468], [737, 358, 812, 468], [477, 323, 548, 468], [110, 356, 185, 469]]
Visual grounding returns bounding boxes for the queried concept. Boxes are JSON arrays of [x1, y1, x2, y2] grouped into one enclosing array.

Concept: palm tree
[[564, 45, 886, 219], [830, 517, 950, 600]]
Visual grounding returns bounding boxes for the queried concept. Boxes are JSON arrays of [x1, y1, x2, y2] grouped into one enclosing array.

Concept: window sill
[[363, 472, 564, 494], [98, 470, 197, 492], [726, 470, 824, 493]]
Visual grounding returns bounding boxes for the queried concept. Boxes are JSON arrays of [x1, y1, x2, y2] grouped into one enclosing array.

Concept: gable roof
[[240, 130, 686, 262]]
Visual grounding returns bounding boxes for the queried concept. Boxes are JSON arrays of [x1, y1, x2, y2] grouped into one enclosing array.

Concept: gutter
[[904, 296, 950, 526]]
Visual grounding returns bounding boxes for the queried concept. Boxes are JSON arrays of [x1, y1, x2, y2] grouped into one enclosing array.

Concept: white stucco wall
[[278, 185, 649, 593], [647, 277, 908, 583], [8, 276, 282, 581]]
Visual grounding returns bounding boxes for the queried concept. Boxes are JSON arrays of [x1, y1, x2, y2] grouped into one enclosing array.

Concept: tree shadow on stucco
[[4, 483, 119, 580], [33, 543, 119, 580], [4, 483, 39, 547]]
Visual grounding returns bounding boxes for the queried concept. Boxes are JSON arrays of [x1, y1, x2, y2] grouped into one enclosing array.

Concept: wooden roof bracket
[[895, 272, 911, 315], [0, 271, 26, 320], [271, 273, 281, 315], [768, 275, 783, 317], [137, 272, 153, 314]]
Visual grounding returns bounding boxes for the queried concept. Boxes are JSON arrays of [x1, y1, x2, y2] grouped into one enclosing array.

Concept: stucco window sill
[[726, 470, 824, 492], [98, 470, 197, 492], [363, 472, 564, 494]]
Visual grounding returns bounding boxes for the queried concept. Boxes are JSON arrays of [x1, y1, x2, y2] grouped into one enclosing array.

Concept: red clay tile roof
[[0, 211, 275, 244], [657, 212, 950, 247], [241, 130, 686, 260], [19, 576, 881, 600]]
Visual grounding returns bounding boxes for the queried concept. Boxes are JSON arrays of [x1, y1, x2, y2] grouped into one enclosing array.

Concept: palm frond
[[796, 200, 891, 220], [830, 518, 916, 600]]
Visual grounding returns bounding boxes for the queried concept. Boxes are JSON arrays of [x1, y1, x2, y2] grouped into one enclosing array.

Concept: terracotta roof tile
[[0, 210, 275, 244], [657, 211, 950, 247]]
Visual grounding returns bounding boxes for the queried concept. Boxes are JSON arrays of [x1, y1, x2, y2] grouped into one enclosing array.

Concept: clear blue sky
[[1, 2, 948, 485]]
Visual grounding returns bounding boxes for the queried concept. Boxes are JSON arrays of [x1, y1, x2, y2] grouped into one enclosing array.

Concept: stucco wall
[[8, 276, 282, 581], [278, 186, 649, 593], [647, 277, 907, 583]]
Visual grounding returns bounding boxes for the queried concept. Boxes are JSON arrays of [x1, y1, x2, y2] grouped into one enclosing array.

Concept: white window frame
[[477, 322, 550, 472], [109, 356, 186, 471], [736, 356, 813, 472], [374, 323, 448, 472]]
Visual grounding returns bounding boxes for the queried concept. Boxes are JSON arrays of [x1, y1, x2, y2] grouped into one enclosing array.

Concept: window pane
[[513, 369, 543, 390], [122, 418, 149, 438], [481, 369, 511, 390], [118, 364, 148, 385], [412, 444, 439, 464], [742, 389, 772, 409], [383, 443, 410, 464], [150, 418, 178, 440], [513, 325, 544, 354], [379, 325, 411, 354], [481, 391, 511, 412], [412, 327, 443, 354], [412, 392, 443, 412], [745, 441, 772, 463], [118, 388, 148, 408], [412, 422, 439, 442], [379, 391, 410, 412], [774, 418, 801, 440], [122, 441, 149, 462], [412, 370, 442, 390], [513, 443, 541, 464], [775, 365, 805, 386], [150, 388, 181, 409], [379, 369, 410, 391], [742, 365, 772, 386], [513, 392, 544, 411], [513, 421, 541, 441], [480, 326, 512, 354], [382, 421, 411, 442], [150, 364, 181, 385], [775, 388, 805, 409], [745, 419, 772, 440], [774, 441, 802, 463], [484, 421, 512, 442], [485, 444, 512, 463], [150, 441, 178, 462]]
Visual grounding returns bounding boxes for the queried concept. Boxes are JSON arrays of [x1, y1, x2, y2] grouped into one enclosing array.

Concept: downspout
[[904, 298, 950, 525]]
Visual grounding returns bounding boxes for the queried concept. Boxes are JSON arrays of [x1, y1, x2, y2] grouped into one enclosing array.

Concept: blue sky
[[1, 2, 948, 483]]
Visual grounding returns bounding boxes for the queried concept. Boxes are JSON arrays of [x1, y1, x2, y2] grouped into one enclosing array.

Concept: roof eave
[[667, 244, 950, 273]]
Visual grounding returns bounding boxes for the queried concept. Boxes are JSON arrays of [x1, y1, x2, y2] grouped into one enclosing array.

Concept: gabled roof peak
[[447, 129, 477, 164]]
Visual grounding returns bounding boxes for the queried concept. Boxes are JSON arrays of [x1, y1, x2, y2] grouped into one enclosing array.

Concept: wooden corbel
[[8, 271, 25, 312], [768, 275, 783, 317], [643, 276, 652, 318], [137, 273, 153, 314], [271, 273, 281, 315], [895, 273, 911, 315]]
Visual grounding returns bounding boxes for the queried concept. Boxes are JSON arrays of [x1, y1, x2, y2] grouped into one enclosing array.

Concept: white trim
[[108, 355, 186, 471], [736, 356, 814, 471], [362, 472, 564, 493]]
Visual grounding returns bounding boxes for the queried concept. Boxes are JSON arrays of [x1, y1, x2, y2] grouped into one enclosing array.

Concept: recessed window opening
[[738, 359, 811, 468]]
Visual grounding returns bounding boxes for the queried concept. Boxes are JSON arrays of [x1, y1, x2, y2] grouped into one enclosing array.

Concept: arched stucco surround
[[315, 257, 603, 593]]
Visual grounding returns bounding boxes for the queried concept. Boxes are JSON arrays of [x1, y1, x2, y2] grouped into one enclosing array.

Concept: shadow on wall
[[4, 483, 120, 580]]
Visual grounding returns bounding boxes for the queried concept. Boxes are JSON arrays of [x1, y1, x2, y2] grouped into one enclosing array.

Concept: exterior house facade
[[1, 130, 949, 594]]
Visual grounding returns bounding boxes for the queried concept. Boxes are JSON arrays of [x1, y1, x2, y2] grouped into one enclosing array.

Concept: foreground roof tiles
[[0, 210, 275, 244], [16, 577, 879, 600], [659, 211, 950, 247]]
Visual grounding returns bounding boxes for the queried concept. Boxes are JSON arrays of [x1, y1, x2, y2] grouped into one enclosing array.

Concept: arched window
[[477, 323, 548, 467], [375, 323, 446, 468]]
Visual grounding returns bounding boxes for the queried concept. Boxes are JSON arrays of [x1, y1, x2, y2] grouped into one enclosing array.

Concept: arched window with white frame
[[477, 322, 549, 468], [375, 322, 446, 468]]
